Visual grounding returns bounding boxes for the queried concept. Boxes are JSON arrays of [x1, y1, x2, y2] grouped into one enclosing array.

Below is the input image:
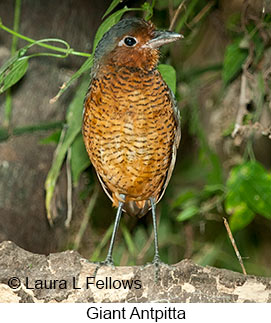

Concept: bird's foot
[[144, 255, 168, 283], [93, 257, 115, 277], [152, 255, 165, 283]]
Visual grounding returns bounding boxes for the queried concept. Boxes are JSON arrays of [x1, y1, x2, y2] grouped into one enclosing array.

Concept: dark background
[[0, 0, 270, 276]]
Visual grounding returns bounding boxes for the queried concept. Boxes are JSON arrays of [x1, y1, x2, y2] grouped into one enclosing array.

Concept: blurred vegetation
[[1, 0, 271, 276]]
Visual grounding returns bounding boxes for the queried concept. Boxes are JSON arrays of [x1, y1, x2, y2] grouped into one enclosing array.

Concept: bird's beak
[[144, 30, 183, 49]]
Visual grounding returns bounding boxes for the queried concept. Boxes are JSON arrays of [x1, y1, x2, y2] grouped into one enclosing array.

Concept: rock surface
[[0, 241, 270, 303]]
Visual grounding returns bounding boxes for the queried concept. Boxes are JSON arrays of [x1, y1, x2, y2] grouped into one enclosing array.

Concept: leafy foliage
[[225, 161, 271, 231], [158, 64, 177, 94], [222, 38, 248, 84], [45, 77, 89, 223], [71, 134, 91, 187], [0, 57, 28, 93]]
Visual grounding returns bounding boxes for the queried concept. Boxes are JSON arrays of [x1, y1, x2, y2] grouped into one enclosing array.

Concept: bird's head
[[92, 17, 183, 75]]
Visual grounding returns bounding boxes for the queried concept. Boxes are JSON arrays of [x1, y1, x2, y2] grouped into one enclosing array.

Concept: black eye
[[124, 36, 137, 47]]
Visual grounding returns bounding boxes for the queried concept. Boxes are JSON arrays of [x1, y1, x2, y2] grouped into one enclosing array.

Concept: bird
[[83, 17, 182, 271]]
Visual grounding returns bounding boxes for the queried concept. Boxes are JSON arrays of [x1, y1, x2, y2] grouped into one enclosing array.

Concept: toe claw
[[93, 258, 115, 277], [143, 256, 168, 282], [152, 256, 170, 283]]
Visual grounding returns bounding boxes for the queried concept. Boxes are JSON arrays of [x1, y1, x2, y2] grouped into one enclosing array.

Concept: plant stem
[[175, 0, 199, 33], [0, 121, 63, 143], [0, 20, 91, 58], [11, 0, 21, 54], [4, 0, 21, 128], [4, 93, 12, 128], [12, 121, 63, 136]]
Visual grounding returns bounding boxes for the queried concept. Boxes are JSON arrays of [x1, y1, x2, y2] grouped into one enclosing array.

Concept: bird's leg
[[94, 194, 125, 276], [150, 197, 161, 263], [104, 194, 125, 264], [150, 197, 164, 281]]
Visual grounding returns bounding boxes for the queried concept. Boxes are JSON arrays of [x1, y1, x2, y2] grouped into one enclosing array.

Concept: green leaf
[[222, 38, 248, 84], [177, 205, 199, 222], [0, 37, 77, 97], [158, 64, 177, 94], [40, 130, 61, 145], [172, 190, 197, 208], [229, 203, 255, 232], [102, 0, 122, 19], [142, 1, 154, 20], [225, 161, 271, 227], [0, 46, 27, 75], [71, 133, 91, 186], [0, 58, 28, 93], [45, 76, 89, 224], [202, 184, 225, 197]]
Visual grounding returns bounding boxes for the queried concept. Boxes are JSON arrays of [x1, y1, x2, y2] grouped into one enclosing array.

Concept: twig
[[73, 185, 99, 250], [169, 1, 186, 31], [241, 0, 249, 32], [168, 0, 174, 23], [223, 217, 247, 275], [65, 148, 73, 228], [240, 0, 254, 80], [263, 66, 271, 80], [49, 82, 67, 104], [188, 0, 215, 27], [230, 123, 271, 141], [232, 73, 249, 138]]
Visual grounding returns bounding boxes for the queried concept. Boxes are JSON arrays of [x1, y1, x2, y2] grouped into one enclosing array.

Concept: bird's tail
[[123, 200, 151, 218]]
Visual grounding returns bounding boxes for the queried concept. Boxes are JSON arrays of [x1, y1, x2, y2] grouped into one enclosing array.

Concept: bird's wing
[[156, 88, 181, 204], [171, 88, 181, 148], [96, 172, 115, 204]]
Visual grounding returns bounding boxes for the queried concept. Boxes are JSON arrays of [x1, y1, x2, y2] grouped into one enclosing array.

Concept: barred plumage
[[82, 17, 182, 268]]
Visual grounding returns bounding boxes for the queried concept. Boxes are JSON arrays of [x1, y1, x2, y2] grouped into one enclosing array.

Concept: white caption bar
[[1, 303, 269, 323]]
